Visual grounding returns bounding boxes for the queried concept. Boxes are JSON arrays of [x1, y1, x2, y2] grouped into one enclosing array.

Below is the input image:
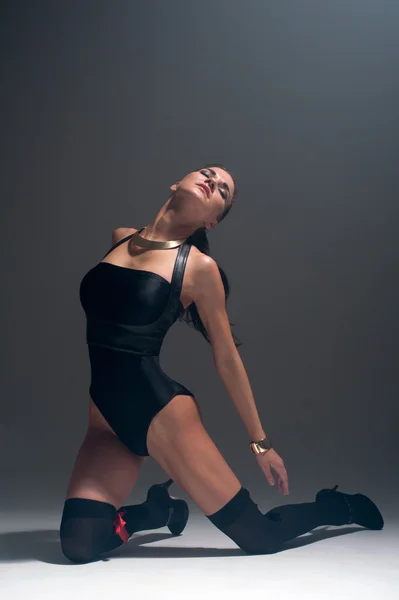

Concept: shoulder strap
[[169, 242, 192, 302], [102, 233, 135, 259]]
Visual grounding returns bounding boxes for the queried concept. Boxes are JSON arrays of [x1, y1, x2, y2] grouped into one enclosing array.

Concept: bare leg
[[146, 394, 242, 515], [60, 399, 171, 562], [146, 394, 377, 554], [64, 399, 145, 508]]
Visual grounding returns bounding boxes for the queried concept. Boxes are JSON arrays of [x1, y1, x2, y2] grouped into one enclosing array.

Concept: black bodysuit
[[79, 232, 197, 456]]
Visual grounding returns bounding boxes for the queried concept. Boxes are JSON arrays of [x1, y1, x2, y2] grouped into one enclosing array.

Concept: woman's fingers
[[275, 465, 289, 495], [256, 450, 289, 495], [257, 456, 275, 485]]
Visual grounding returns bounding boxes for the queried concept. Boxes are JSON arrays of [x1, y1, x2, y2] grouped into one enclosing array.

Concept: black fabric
[[60, 487, 357, 562], [60, 498, 120, 563], [206, 487, 351, 555], [81, 264, 171, 326], [78, 233, 197, 456], [120, 493, 172, 536], [60, 496, 172, 563], [87, 347, 197, 456]]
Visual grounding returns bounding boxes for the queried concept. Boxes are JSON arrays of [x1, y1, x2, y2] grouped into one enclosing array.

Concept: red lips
[[197, 182, 211, 198]]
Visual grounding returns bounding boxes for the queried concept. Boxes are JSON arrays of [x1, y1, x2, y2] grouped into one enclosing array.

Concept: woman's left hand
[[255, 448, 289, 496]]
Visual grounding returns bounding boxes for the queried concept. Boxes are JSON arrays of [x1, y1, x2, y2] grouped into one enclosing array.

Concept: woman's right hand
[[255, 448, 289, 495]]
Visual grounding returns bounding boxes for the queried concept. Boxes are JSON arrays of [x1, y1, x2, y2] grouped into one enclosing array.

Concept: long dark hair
[[178, 164, 242, 347]]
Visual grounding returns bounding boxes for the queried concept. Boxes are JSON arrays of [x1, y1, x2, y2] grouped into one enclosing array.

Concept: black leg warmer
[[206, 487, 350, 555], [60, 498, 121, 563], [60, 496, 168, 563]]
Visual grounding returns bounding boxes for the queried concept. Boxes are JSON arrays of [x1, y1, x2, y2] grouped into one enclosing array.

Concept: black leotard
[[79, 232, 198, 456]]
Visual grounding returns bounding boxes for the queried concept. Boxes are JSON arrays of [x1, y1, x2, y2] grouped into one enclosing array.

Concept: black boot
[[315, 484, 384, 530], [118, 479, 189, 538], [145, 478, 189, 536]]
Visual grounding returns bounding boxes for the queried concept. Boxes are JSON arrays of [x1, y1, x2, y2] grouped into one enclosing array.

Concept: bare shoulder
[[189, 246, 218, 275], [111, 226, 138, 245], [186, 247, 222, 301], [185, 246, 235, 356]]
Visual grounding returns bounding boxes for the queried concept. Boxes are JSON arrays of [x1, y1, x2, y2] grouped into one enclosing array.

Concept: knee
[[206, 487, 281, 556], [60, 532, 98, 563], [59, 497, 116, 563], [60, 519, 103, 563]]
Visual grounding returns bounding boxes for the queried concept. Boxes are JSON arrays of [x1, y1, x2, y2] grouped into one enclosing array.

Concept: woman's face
[[170, 166, 235, 229]]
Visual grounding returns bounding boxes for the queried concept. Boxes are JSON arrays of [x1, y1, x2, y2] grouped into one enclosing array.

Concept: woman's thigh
[[146, 394, 242, 515], [64, 399, 145, 509]]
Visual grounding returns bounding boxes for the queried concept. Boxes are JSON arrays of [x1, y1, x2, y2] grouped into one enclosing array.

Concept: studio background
[[1, 0, 398, 523]]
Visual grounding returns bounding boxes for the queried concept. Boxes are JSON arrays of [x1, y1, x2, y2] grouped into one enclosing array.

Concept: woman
[[60, 164, 384, 562]]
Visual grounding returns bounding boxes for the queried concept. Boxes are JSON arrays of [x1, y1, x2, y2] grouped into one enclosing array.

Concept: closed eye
[[201, 169, 228, 199]]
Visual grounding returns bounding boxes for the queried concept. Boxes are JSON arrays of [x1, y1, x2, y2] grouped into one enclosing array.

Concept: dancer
[[60, 165, 383, 563]]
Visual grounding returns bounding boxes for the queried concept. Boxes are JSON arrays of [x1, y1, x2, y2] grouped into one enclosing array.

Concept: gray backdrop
[[1, 0, 398, 520]]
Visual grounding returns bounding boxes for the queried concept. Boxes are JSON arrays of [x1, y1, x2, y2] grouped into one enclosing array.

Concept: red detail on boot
[[114, 510, 129, 543]]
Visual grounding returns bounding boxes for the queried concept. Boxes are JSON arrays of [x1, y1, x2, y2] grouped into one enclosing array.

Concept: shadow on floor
[[0, 525, 366, 564]]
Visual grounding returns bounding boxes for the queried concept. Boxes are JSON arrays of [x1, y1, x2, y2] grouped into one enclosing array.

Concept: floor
[[1, 508, 398, 600]]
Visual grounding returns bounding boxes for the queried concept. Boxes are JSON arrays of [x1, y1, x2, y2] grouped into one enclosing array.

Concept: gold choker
[[131, 226, 187, 249]]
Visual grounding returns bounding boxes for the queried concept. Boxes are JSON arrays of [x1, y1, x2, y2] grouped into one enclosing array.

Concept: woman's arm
[[190, 255, 266, 441], [215, 350, 266, 441]]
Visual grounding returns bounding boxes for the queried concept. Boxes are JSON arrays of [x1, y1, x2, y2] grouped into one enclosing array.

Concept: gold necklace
[[130, 226, 187, 249]]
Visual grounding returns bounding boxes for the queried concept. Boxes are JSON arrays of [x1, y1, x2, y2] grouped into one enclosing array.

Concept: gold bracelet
[[250, 436, 273, 455]]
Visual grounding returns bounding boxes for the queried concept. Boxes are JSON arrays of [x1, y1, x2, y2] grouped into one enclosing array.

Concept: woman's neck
[[142, 208, 197, 242]]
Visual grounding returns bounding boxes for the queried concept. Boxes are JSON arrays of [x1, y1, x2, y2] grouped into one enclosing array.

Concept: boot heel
[[146, 479, 189, 535], [167, 498, 189, 536]]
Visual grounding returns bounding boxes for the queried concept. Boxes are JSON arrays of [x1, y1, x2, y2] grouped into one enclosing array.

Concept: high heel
[[315, 484, 384, 530], [146, 479, 189, 536]]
